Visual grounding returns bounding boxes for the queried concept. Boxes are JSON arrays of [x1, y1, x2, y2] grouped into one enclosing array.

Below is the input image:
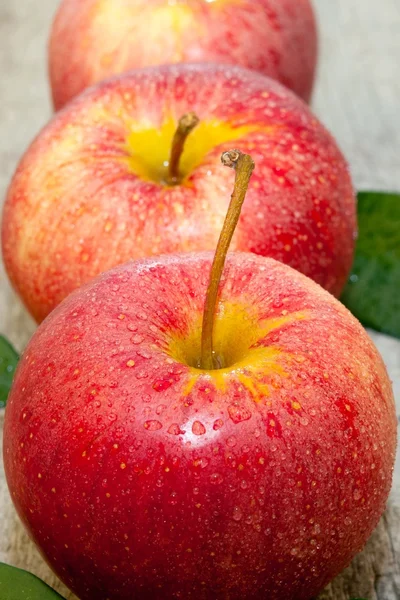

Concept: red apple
[[3, 249, 396, 600], [2, 64, 355, 323], [49, 0, 318, 110]]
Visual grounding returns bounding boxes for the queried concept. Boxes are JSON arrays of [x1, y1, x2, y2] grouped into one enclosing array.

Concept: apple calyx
[[167, 112, 200, 185], [200, 149, 255, 370]]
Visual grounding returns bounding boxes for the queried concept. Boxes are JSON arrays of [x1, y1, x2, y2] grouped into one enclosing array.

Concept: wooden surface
[[0, 1, 399, 598]]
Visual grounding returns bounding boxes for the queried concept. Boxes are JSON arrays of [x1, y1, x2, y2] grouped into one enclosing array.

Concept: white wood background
[[0, 1, 399, 598]]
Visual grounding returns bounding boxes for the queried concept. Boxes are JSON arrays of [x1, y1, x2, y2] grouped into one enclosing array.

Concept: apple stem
[[168, 112, 199, 184], [200, 150, 255, 370]]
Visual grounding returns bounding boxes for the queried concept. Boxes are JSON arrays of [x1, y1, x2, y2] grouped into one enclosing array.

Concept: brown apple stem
[[168, 112, 199, 184], [200, 150, 255, 370]]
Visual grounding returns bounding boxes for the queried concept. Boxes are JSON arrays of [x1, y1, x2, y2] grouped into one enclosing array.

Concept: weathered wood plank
[[0, 1, 399, 599]]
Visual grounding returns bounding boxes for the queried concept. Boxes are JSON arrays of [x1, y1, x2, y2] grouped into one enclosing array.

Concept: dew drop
[[144, 420, 162, 431], [168, 491, 178, 505], [192, 421, 206, 436], [232, 506, 243, 521], [136, 371, 148, 380], [168, 424, 182, 436], [156, 404, 167, 415], [228, 403, 252, 424], [131, 334, 144, 344], [137, 349, 151, 360], [127, 323, 138, 332], [210, 473, 224, 485], [312, 524, 321, 535], [213, 419, 224, 431], [227, 436, 237, 448], [136, 311, 148, 321], [153, 379, 174, 392]]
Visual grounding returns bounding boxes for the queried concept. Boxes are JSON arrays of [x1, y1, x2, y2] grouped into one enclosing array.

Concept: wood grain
[[0, 1, 399, 599]]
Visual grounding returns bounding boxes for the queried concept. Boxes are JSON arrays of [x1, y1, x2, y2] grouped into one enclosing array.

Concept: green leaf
[[341, 191, 400, 338], [0, 563, 65, 599], [0, 335, 19, 408]]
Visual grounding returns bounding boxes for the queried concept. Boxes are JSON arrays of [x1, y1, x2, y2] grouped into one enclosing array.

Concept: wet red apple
[[3, 152, 395, 600], [49, 0, 318, 110], [2, 64, 355, 323]]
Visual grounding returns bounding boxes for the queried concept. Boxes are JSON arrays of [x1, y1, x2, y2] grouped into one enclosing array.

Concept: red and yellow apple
[[4, 251, 396, 600], [2, 64, 356, 323], [49, 0, 318, 110]]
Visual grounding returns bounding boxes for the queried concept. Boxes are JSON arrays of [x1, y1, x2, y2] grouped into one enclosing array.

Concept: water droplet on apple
[[108, 413, 117, 422], [193, 487, 200, 495], [240, 480, 248, 490], [127, 323, 138, 332], [168, 491, 178, 505], [137, 349, 151, 359], [228, 403, 252, 424], [136, 371, 148, 380], [136, 311, 148, 320], [192, 421, 206, 436], [131, 334, 144, 344], [144, 420, 162, 431], [227, 436, 237, 448], [232, 506, 243, 521], [312, 524, 321, 535], [153, 379, 173, 392], [156, 404, 167, 415], [213, 419, 224, 431], [210, 473, 224, 485], [168, 424, 182, 436]]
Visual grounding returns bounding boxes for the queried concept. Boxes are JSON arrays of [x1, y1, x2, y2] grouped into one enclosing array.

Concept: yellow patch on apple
[[167, 301, 307, 399]]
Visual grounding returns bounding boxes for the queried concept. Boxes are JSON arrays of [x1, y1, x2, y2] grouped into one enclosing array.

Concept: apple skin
[[49, 0, 317, 110], [3, 252, 396, 600], [2, 64, 356, 323]]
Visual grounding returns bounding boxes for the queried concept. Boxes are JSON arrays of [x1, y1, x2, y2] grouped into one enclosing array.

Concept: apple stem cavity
[[200, 150, 255, 370], [168, 112, 200, 185]]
